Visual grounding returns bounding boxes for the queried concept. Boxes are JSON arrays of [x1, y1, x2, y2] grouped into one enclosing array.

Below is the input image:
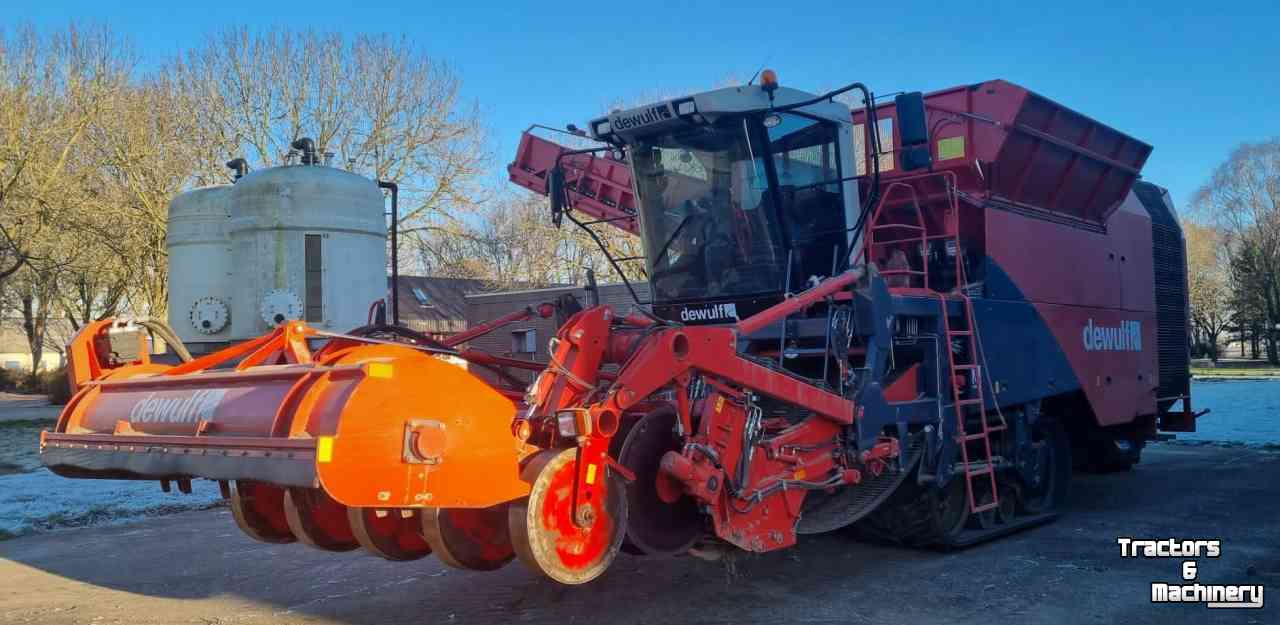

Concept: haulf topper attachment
[[45, 73, 1195, 585]]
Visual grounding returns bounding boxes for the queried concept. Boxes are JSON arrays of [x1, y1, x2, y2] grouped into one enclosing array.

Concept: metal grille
[[1133, 182, 1190, 400]]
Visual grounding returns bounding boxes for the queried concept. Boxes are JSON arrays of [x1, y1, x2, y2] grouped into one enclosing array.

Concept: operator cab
[[589, 84, 861, 324]]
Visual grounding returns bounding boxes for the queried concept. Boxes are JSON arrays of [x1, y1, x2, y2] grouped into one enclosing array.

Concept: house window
[[304, 234, 323, 322], [511, 329, 537, 354], [412, 286, 431, 306]]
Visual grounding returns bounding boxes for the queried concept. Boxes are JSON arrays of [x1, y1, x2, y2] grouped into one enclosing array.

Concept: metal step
[[937, 512, 1060, 549]]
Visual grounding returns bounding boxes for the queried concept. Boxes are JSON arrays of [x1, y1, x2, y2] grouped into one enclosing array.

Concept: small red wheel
[[283, 488, 359, 552], [230, 481, 295, 544], [420, 506, 514, 571], [510, 448, 628, 585], [348, 508, 432, 561]]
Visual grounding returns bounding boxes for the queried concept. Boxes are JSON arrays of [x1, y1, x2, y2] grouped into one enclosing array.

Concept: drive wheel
[[510, 448, 628, 585], [283, 488, 359, 552], [420, 506, 514, 571], [348, 508, 432, 561], [230, 481, 295, 544], [933, 478, 971, 542]]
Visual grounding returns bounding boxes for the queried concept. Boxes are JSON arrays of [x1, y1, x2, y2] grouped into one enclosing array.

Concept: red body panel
[[986, 197, 1159, 425], [853, 79, 1152, 225]]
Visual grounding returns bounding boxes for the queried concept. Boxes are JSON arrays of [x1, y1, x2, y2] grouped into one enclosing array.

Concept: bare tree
[[1194, 138, 1280, 363], [418, 190, 645, 290], [166, 27, 489, 272], [0, 25, 132, 292], [1182, 220, 1232, 361]]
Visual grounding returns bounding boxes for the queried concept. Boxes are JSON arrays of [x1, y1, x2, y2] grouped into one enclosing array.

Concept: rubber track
[[796, 436, 923, 535], [854, 474, 1058, 548]]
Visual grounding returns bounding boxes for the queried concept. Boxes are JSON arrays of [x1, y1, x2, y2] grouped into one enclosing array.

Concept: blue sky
[[15, 0, 1279, 210]]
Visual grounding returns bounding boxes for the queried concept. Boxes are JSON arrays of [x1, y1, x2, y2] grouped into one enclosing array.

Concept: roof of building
[[390, 276, 493, 335]]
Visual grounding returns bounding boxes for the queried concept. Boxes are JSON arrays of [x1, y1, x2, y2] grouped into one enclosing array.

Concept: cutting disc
[[616, 408, 702, 555]]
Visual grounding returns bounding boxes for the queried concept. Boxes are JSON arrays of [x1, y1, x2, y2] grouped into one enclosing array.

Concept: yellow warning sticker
[[585, 463, 598, 485], [715, 396, 725, 413], [937, 136, 965, 161], [367, 362, 394, 378], [317, 436, 334, 463]]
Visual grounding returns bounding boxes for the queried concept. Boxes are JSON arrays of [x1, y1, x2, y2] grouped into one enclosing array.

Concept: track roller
[[230, 481, 295, 544], [510, 448, 628, 585], [283, 488, 359, 552], [348, 508, 432, 561], [421, 506, 514, 571]]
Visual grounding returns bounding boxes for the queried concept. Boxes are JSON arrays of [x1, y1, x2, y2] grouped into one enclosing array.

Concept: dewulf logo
[[610, 104, 673, 131], [128, 388, 228, 424], [1083, 319, 1142, 352], [680, 302, 740, 322]]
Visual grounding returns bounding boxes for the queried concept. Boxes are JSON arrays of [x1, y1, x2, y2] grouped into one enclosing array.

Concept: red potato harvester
[[44, 73, 1198, 585]]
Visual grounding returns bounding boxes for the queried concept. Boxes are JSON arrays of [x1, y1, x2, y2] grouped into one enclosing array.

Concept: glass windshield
[[767, 114, 846, 285], [633, 117, 787, 302]]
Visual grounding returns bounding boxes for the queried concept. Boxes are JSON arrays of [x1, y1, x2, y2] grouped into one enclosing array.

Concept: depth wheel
[[349, 508, 432, 561], [510, 448, 628, 585], [421, 506, 514, 571], [230, 481, 295, 544], [283, 488, 359, 552]]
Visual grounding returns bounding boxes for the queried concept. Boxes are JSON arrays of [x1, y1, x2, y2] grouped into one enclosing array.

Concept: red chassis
[[519, 268, 900, 553]]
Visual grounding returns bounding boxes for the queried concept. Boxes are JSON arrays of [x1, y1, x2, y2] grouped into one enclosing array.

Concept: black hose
[[566, 209, 643, 306]]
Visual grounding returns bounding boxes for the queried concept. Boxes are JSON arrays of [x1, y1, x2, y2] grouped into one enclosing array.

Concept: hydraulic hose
[[137, 319, 193, 363]]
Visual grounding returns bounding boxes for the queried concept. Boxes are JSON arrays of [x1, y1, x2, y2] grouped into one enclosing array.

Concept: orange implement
[[43, 321, 534, 510]]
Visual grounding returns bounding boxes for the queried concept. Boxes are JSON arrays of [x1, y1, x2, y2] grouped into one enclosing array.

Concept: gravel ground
[[0, 443, 1275, 625]]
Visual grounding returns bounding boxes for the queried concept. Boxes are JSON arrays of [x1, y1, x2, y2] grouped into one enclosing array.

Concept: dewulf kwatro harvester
[[43, 72, 1197, 584]]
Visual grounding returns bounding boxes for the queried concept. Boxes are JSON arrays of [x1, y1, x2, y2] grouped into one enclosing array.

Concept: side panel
[[971, 297, 1079, 409], [1035, 304, 1157, 425], [985, 208, 1120, 309], [985, 196, 1158, 426]]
